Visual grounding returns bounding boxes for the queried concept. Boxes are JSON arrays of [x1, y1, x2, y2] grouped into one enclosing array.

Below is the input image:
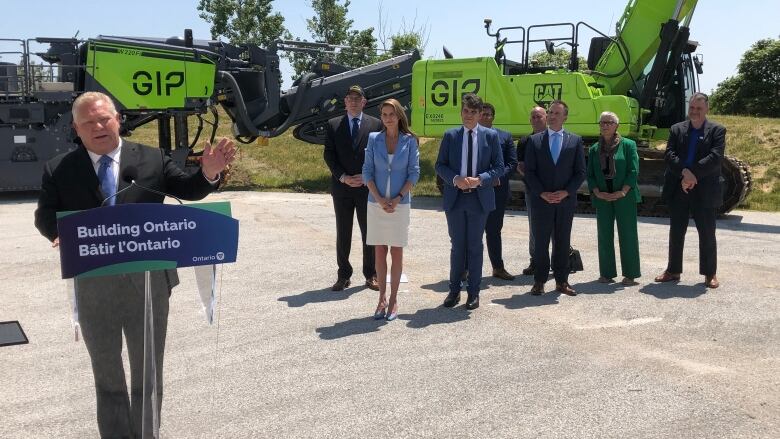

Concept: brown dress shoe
[[492, 267, 516, 281], [556, 282, 577, 296], [530, 282, 545, 295], [705, 275, 720, 289], [331, 278, 351, 291], [654, 271, 680, 283], [365, 276, 380, 291]]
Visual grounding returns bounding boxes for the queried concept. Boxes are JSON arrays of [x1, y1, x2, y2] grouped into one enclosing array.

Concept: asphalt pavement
[[1, 191, 778, 438]]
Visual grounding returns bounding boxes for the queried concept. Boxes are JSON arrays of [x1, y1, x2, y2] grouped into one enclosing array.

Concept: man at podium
[[34, 91, 236, 438]]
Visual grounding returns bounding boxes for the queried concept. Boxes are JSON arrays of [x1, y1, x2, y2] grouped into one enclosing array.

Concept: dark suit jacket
[[35, 141, 217, 242], [323, 113, 383, 198], [492, 128, 518, 199], [524, 129, 586, 210], [435, 126, 504, 212], [662, 119, 725, 208]]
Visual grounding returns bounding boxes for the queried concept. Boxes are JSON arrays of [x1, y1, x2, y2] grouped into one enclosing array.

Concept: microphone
[[101, 166, 183, 206]]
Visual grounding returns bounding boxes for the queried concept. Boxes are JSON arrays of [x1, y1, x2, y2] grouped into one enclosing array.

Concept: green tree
[[338, 28, 378, 68], [711, 38, 780, 117], [197, 0, 287, 47], [379, 32, 423, 60], [375, 3, 427, 61], [529, 48, 587, 71], [288, 0, 378, 78], [709, 76, 746, 115]]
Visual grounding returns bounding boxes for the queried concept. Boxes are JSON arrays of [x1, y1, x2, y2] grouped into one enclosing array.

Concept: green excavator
[[0, 0, 750, 215], [411, 0, 751, 215]]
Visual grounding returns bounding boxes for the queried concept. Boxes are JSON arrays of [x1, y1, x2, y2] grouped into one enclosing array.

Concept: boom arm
[[593, 0, 698, 96]]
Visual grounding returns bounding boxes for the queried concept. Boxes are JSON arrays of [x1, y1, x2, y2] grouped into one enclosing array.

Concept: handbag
[[568, 247, 584, 273]]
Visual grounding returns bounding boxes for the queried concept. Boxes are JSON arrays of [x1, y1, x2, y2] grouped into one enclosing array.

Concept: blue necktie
[[98, 155, 116, 205], [550, 132, 562, 164], [351, 117, 360, 150]]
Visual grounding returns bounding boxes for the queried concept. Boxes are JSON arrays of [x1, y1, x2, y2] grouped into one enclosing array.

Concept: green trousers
[[595, 197, 641, 279]]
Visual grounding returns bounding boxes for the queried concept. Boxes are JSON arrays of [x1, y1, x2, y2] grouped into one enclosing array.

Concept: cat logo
[[533, 83, 563, 107]]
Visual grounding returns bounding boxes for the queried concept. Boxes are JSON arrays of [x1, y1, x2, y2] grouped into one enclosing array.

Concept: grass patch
[[709, 114, 780, 211], [126, 111, 780, 210]]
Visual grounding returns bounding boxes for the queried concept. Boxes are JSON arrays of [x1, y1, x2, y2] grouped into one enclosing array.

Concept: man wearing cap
[[324, 85, 383, 291]]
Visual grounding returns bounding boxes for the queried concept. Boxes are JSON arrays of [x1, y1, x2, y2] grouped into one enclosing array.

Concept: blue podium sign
[[56, 202, 238, 279]]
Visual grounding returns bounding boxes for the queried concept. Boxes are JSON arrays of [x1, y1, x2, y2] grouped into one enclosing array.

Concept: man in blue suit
[[525, 100, 586, 296], [436, 93, 504, 310], [480, 102, 518, 280]]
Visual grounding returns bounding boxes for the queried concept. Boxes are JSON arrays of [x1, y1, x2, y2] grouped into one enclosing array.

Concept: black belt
[[460, 188, 475, 193]]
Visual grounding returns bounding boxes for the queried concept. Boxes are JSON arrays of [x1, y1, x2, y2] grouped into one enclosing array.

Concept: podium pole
[[141, 270, 160, 439]]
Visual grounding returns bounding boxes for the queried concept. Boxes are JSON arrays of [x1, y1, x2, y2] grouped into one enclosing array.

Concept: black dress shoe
[[443, 292, 460, 308], [530, 282, 545, 295], [522, 263, 535, 276], [331, 278, 351, 291], [465, 295, 480, 310]]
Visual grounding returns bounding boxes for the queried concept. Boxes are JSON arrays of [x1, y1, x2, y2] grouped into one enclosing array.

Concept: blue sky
[[2, 0, 777, 93]]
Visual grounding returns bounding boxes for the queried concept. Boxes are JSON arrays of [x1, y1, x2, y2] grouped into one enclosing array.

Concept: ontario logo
[[192, 252, 225, 263]]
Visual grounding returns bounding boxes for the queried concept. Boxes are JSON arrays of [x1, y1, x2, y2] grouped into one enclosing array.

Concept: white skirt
[[367, 201, 410, 247]]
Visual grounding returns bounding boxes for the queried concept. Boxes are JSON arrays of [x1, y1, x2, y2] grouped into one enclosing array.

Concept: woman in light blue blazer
[[363, 98, 420, 321]]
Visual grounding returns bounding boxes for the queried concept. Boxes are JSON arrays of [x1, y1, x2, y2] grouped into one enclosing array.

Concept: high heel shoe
[[385, 304, 398, 321], [373, 302, 387, 320]]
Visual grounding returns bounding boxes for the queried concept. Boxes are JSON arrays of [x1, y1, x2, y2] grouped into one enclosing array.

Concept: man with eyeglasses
[[436, 93, 504, 310], [323, 85, 383, 291]]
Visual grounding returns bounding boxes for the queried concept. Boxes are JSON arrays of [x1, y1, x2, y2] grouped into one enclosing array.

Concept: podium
[[57, 202, 238, 439]]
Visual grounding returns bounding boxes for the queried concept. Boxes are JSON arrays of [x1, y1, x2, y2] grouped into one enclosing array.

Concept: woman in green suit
[[587, 111, 641, 286]]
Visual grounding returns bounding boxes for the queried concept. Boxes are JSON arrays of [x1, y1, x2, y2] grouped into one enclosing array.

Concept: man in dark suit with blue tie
[[525, 100, 586, 296], [34, 91, 234, 438], [480, 102, 518, 280], [436, 93, 504, 310], [323, 85, 383, 291]]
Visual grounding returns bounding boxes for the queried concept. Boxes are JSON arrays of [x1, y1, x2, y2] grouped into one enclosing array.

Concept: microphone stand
[[101, 178, 183, 439], [102, 180, 184, 206]]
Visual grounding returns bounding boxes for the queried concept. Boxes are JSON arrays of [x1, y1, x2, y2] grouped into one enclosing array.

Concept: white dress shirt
[[86, 139, 122, 187]]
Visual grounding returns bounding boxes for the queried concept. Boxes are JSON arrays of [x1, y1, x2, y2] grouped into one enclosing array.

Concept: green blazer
[[587, 137, 641, 207]]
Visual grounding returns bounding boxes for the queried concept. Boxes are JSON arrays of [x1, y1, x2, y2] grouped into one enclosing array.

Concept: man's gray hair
[[72, 92, 118, 122], [690, 92, 709, 104]]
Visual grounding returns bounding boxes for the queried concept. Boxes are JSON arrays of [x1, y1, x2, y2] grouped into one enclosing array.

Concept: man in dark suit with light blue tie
[[436, 93, 504, 310], [525, 100, 586, 296]]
